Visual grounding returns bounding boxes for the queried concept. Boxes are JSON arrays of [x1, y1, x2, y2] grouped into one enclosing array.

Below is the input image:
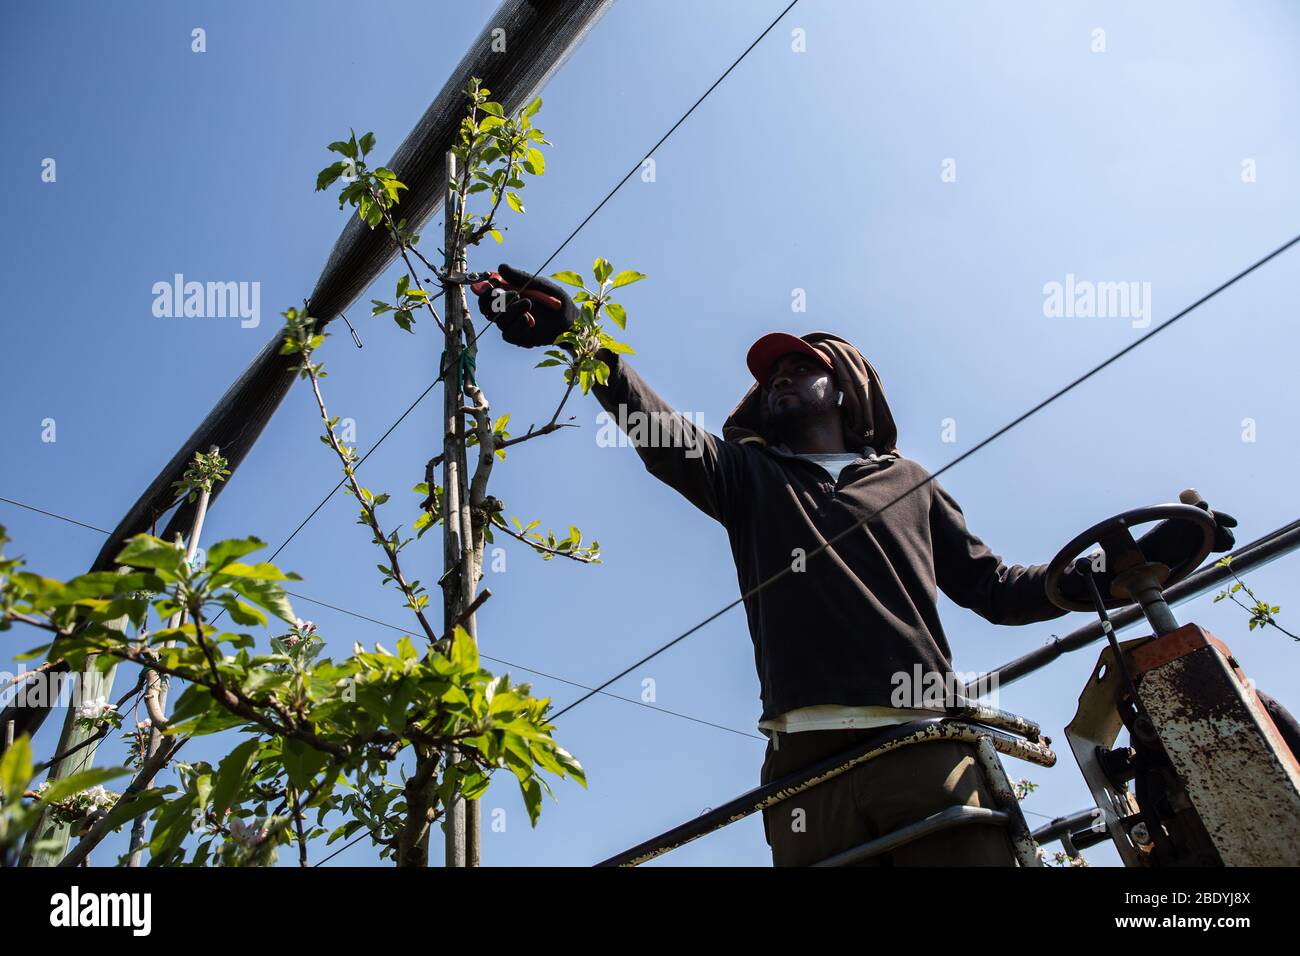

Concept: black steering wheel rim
[[1045, 503, 1217, 611]]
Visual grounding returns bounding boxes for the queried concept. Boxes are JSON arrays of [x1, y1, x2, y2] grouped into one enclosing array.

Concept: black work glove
[[1135, 502, 1237, 570], [471, 263, 578, 349]]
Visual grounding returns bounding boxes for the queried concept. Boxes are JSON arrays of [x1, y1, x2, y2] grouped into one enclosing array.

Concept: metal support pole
[[439, 151, 483, 867], [811, 806, 1011, 867], [22, 639, 119, 866], [973, 734, 1043, 867], [1125, 569, 1181, 636], [128, 448, 217, 866], [441, 150, 468, 869]]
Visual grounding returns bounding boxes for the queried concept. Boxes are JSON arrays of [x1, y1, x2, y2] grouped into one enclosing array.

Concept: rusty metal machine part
[[1130, 626, 1300, 865], [1054, 503, 1300, 866], [1067, 626, 1300, 866]]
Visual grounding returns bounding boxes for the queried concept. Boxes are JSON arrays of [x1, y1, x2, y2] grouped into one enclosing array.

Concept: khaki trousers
[[760, 729, 1017, 866]]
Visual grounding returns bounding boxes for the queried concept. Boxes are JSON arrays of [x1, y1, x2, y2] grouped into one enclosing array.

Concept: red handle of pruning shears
[[469, 272, 564, 312]]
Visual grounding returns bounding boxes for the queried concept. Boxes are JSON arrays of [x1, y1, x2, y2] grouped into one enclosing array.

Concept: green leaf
[[316, 161, 347, 192], [39, 766, 129, 806], [240, 668, 288, 698], [211, 738, 260, 818], [217, 595, 266, 627], [450, 625, 479, 674], [550, 271, 585, 288], [100, 787, 167, 833], [115, 535, 186, 576], [604, 302, 627, 329], [551, 744, 586, 787], [522, 96, 542, 118], [0, 735, 32, 802], [281, 740, 329, 792], [224, 579, 296, 624], [214, 561, 290, 583], [593, 258, 613, 284], [206, 538, 266, 571], [55, 570, 162, 604], [358, 131, 376, 156], [327, 139, 358, 160], [611, 270, 647, 289], [598, 333, 635, 355], [521, 777, 543, 826], [506, 193, 524, 214], [524, 148, 545, 175]]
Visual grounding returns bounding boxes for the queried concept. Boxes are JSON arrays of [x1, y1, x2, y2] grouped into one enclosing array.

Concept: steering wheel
[[1045, 504, 1217, 612]]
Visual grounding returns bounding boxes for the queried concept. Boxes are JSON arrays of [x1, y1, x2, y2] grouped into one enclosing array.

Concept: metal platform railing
[[595, 712, 1055, 867]]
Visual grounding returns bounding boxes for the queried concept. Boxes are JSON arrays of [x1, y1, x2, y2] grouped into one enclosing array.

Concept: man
[[473, 264, 1236, 866]]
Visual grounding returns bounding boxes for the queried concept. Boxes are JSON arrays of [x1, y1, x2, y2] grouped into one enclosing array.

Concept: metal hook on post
[[339, 311, 363, 349]]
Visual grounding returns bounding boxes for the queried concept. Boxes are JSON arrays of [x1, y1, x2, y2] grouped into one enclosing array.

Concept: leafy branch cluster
[[1213, 556, 1298, 641], [0, 526, 582, 866], [171, 448, 231, 505], [543, 256, 644, 395], [449, 76, 548, 249]]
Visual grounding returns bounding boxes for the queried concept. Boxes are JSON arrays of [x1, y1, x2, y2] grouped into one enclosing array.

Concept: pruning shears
[[464, 271, 564, 313]]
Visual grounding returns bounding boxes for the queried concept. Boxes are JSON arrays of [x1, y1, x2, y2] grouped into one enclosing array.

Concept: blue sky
[[2, 0, 1298, 867]]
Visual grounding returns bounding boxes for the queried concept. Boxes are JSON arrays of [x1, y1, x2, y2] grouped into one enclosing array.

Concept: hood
[[721, 331, 900, 455]]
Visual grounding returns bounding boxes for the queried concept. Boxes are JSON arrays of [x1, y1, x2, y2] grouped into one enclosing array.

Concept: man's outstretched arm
[[472, 263, 749, 525], [929, 478, 1237, 626], [929, 478, 1069, 626]]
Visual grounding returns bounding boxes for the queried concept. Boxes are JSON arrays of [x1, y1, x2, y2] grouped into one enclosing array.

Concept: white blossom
[[74, 696, 117, 721]]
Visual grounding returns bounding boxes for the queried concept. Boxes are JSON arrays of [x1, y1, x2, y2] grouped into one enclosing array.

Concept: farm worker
[[473, 264, 1237, 866]]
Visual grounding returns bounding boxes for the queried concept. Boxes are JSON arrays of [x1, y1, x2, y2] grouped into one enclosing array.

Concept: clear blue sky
[[2, 0, 1298, 867]]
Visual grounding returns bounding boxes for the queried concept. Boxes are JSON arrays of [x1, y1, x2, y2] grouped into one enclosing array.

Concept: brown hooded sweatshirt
[[590, 332, 1068, 723]]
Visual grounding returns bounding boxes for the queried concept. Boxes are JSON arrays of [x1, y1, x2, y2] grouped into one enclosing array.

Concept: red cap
[[746, 332, 835, 387]]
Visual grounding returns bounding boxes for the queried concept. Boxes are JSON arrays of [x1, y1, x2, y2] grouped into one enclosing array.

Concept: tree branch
[[304, 364, 439, 645], [489, 516, 600, 563], [57, 734, 189, 868]]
